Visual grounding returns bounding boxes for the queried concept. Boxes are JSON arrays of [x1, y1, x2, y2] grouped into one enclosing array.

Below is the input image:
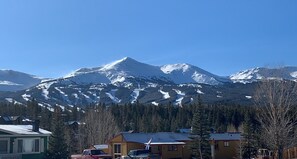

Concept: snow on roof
[[117, 132, 242, 145], [122, 132, 191, 144], [94, 144, 108, 150], [210, 133, 241, 141], [0, 125, 51, 135]]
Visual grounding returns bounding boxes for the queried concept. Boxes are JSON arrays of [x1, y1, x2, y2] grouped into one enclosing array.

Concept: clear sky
[[0, 0, 296, 78]]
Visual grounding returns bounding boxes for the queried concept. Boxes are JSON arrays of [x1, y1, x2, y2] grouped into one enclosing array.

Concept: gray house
[[0, 124, 51, 159]]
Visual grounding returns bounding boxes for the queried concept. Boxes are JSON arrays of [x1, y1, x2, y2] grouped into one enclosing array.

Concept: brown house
[[284, 146, 297, 159], [108, 131, 241, 159], [108, 132, 192, 159], [210, 132, 241, 159]]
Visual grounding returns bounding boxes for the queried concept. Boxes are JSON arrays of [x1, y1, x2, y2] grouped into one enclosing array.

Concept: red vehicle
[[71, 149, 112, 159]]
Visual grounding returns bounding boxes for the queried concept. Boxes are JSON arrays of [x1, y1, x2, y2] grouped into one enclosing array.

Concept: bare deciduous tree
[[82, 106, 120, 147], [254, 80, 297, 159]]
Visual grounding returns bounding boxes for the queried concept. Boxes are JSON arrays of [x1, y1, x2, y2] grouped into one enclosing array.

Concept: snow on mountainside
[[64, 57, 227, 86], [230, 67, 297, 83], [0, 70, 43, 91], [99, 57, 168, 83], [2, 57, 297, 107], [63, 57, 170, 85], [161, 63, 230, 85]]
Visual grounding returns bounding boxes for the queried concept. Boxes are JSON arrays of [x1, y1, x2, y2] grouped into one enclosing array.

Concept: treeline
[[0, 100, 259, 154], [110, 103, 253, 133], [0, 100, 256, 133]]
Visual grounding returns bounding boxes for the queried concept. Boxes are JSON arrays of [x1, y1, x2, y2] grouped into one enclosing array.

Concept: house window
[[0, 139, 9, 154], [224, 141, 229, 147], [17, 138, 40, 153], [168, 145, 178, 151], [113, 143, 121, 158]]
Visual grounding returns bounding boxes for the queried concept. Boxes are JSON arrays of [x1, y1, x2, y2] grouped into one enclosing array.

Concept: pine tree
[[45, 106, 69, 159], [241, 111, 259, 159], [27, 98, 40, 119], [190, 102, 211, 159]]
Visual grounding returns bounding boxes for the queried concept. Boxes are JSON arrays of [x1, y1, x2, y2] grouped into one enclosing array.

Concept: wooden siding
[[213, 140, 239, 159]]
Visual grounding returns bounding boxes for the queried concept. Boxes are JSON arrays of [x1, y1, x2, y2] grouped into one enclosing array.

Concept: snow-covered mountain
[[65, 57, 170, 85], [230, 67, 297, 83], [63, 57, 227, 86], [161, 63, 230, 85], [1, 58, 297, 108], [0, 70, 43, 91]]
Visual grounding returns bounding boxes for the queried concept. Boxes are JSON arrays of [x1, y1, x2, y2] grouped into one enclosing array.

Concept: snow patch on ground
[[245, 96, 252, 99], [55, 87, 71, 103], [151, 101, 159, 106], [90, 85, 105, 91], [147, 83, 158, 88], [111, 76, 126, 83], [106, 89, 121, 103], [79, 91, 90, 99], [79, 91, 93, 103], [37, 82, 54, 100], [22, 94, 31, 101], [5, 98, 13, 103], [173, 89, 185, 106], [131, 88, 144, 103], [0, 81, 22, 86], [55, 87, 66, 95], [197, 89, 204, 94], [159, 90, 170, 99], [290, 71, 297, 78], [72, 93, 79, 99]]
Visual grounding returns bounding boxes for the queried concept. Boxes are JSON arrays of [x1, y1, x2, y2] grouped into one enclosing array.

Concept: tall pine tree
[[242, 111, 259, 159], [191, 100, 211, 159], [45, 106, 69, 159]]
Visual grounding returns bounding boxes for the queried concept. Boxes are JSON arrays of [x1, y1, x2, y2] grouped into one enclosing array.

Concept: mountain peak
[[230, 66, 297, 83], [101, 57, 139, 70], [0, 69, 43, 91]]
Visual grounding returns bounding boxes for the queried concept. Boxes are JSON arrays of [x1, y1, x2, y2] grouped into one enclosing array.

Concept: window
[[224, 141, 229, 147], [17, 138, 40, 153], [0, 139, 9, 154], [113, 143, 121, 158], [168, 145, 178, 151]]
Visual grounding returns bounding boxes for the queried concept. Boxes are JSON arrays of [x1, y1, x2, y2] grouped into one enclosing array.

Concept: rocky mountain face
[[1, 57, 297, 108]]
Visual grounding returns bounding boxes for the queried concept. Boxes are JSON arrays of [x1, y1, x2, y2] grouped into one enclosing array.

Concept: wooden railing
[[0, 154, 21, 159]]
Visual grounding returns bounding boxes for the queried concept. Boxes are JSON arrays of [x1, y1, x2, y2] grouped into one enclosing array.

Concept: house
[[210, 132, 241, 159], [0, 123, 51, 159], [284, 146, 297, 159], [108, 131, 242, 159], [0, 116, 31, 125], [108, 132, 192, 159]]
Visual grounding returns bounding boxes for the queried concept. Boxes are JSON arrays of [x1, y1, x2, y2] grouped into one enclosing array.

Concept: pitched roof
[[209, 132, 241, 141], [122, 132, 191, 145], [119, 132, 241, 144], [0, 125, 51, 135]]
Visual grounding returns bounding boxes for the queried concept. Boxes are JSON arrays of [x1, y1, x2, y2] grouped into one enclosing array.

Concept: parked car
[[71, 149, 112, 159], [121, 149, 160, 159]]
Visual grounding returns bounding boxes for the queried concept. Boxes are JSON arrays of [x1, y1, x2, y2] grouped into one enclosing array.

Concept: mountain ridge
[[1, 57, 297, 108]]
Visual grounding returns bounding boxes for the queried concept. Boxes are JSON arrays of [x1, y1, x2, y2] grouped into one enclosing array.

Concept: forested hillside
[[0, 100, 257, 153]]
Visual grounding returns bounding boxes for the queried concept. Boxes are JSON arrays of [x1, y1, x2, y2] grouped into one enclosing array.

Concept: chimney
[[32, 120, 40, 132]]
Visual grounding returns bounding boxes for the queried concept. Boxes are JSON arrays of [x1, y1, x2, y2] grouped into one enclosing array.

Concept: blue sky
[[0, 0, 296, 78]]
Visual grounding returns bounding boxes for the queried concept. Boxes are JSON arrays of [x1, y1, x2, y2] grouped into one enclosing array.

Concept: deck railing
[[0, 154, 22, 159]]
